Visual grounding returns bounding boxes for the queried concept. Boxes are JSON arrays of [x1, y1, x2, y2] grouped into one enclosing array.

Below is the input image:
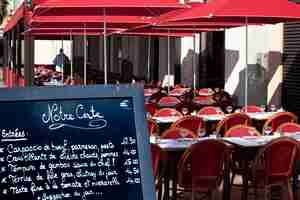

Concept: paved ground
[[161, 175, 298, 200]]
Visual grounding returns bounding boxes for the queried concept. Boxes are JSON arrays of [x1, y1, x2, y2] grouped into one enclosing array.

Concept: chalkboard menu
[[0, 85, 155, 200]]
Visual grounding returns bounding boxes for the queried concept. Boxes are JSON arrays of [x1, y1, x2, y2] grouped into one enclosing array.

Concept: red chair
[[160, 127, 197, 139], [276, 122, 300, 135], [153, 108, 183, 118], [192, 95, 216, 106], [241, 105, 264, 113], [177, 139, 232, 200], [225, 125, 261, 189], [157, 96, 181, 108], [251, 137, 300, 199], [148, 119, 159, 136], [263, 112, 298, 134], [170, 116, 204, 136], [197, 106, 224, 115], [145, 102, 158, 116], [225, 125, 261, 137], [198, 88, 214, 96], [174, 84, 186, 89], [216, 113, 252, 136]]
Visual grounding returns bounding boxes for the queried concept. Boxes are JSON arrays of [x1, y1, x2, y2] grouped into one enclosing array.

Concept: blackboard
[[0, 85, 155, 200]]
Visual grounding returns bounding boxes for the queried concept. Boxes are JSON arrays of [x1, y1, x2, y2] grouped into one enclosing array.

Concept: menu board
[[0, 85, 155, 200]]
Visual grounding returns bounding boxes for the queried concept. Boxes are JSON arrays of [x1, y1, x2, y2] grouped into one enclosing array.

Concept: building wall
[[225, 24, 283, 107], [180, 35, 200, 88]]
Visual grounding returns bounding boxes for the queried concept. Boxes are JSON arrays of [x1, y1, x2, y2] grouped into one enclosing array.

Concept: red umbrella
[[31, 0, 187, 85], [30, 15, 156, 29], [160, 0, 300, 24], [159, 0, 300, 108], [32, 0, 186, 16]]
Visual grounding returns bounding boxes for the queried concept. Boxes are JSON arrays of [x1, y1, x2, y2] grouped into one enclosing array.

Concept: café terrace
[[3, 0, 300, 200]]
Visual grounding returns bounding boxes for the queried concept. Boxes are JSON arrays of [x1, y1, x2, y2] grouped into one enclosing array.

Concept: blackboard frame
[[0, 84, 155, 200]]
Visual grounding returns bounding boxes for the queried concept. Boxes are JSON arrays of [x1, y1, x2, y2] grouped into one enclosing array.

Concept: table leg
[[292, 173, 298, 200], [164, 171, 170, 200], [172, 171, 177, 200], [223, 158, 231, 200], [241, 160, 249, 200]]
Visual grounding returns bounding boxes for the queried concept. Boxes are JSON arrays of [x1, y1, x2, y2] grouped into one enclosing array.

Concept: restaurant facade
[[2, 0, 300, 112]]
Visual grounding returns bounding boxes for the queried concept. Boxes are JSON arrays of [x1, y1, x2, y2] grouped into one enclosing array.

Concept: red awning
[[34, 0, 186, 8], [161, 0, 300, 24], [30, 15, 155, 29], [4, 3, 25, 33], [26, 28, 122, 36], [28, 28, 194, 37], [33, 0, 187, 17]]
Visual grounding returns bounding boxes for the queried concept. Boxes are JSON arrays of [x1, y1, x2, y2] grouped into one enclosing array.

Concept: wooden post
[[24, 32, 34, 86]]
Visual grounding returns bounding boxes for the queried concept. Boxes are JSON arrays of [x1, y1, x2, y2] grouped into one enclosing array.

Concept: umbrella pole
[[70, 30, 73, 82], [10, 31, 13, 88], [104, 8, 108, 85], [61, 36, 64, 85], [147, 35, 151, 83], [167, 30, 170, 93], [84, 25, 87, 85], [245, 17, 248, 110], [193, 33, 196, 90]]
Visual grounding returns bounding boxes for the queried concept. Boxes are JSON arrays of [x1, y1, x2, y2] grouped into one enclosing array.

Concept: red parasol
[[31, 0, 187, 85], [159, 0, 300, 107]]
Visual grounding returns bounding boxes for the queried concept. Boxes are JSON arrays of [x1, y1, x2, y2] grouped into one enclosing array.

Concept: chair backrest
[[252, 137, 300, 185], [198, 88, 214, 96], [177, 139, 231, 190], [171, 116, 204, 134], [276, 122, 300, 135], [192, 96, 216, 109], [216, 113, 252, 136], [241, 105, 264, 113], [157, 96, 181, 108], [160, 127, 197, 139], [153, 108, 183, 117], [147, 119, 159, 136], [145, 102, 158, 116], [144, 88, 160, 97], [263, 112, 298, 132], [174, 84, 186, 88], [197, 106, 224, 115], [224, 125, 261, 137]]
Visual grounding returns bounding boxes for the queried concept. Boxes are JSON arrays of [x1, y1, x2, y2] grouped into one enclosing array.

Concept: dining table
[[151, 133, 300, 200], [152, 111, 281, 135]]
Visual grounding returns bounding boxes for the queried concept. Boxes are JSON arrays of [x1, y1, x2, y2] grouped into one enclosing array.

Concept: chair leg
[[292, 174, 298, 200], [231, 172, 236, 185], [157, 182, 163, 200], [242, 173, 248, 200], [254, 186, 258, 200], [207, 190, 213, 200], [281, 180, 294, 200], [264, 187, 270, 200]]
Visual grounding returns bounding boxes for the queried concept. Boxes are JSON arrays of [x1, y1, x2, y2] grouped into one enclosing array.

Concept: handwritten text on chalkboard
[[0, 137, 140, 199], [41, 104, 108, 130]]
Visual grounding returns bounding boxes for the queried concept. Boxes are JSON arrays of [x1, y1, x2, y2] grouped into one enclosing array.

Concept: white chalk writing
[[41, 104, 108, 131]]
